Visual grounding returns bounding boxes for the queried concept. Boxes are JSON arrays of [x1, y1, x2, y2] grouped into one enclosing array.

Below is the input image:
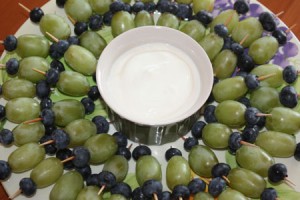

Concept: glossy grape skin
[[65, 0, 93, 22], [103, 155, 129, 182], [199, 33, 224, 60], [215, 100, 246, 128], [57, 71, 90, 96], [13, 122, 45, 146], [248, 36, 279, 65], [49, 171, 83, 200], [228, 168, 266, 198], [16, 34, 50, 58], [65, 119, 97, 147], [136, 155, 162, 186], [8, 143, 45, 173], [266, 107, 300, 135], [209, 9, 239, 33], [218, 188, 248, 200], [156, 13, 180, 29], [30, 157, 63, 188], [212, 76, 248, 102], [18, 56, 50, 83], [2, 78, 35, 100], [179, 20, 206, 43], [194, 192, 214, 200], [188, 145, 218, 177], [6, 97, 40, 124], [64, 45, 97, 76], [193, 0, 215, 13], [255, 131, 296, 158], [40, 14, 71, 40], [213, 49, 237, 79], [232, 17, 263, 48], [52, 99, 85, 127], [202, 123, 231, 149], [236, 145, 274, 177], [79, 31, 107, 58], [134, 11, 154, 27], [166, 156, 191, 190], [111, 11, 135, 37], [89, 0, 112, 14], [250, 64, 284, 88], [250, 86, 280, 113], [76, 186, 103, 200], [84, 133, 118, 164]]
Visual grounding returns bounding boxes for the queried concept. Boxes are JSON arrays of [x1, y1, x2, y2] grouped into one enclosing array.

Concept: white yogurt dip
[[104, 42, 201, 125]]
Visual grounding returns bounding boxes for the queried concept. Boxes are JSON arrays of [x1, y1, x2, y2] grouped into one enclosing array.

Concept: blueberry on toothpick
[[0, 58, 20, 75]]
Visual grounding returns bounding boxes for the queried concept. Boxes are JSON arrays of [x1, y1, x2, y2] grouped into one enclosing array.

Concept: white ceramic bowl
[[96, 26, 213, 145]]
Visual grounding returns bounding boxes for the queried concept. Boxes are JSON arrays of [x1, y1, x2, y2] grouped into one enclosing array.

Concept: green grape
[[215, 100, 246, 128], [175, 0, 192, 4], [250, 64, 284, 88], [202, 123, 232, 149], [265, 107, 300, 135], [64, 0, 93, 22], [209, 9, 239, 33], [249, 86, 280, 113], [89, 0, 112, 15], [109, 194, 126, 200], [188, 145, 218, 177], [212, 76, 248, 102], [52, 99, 85, 127], [136, 155, 162, 186], [65, 119, 97, 147], [156, 13, 180, 29], [111, 11, 135, 37], [64, 45, 97, 76], [249, 36, 279, 65], [76, 186, 103, 200], [194, 192, 214, 200], [199, 32, 224, 60], [103, 155, 129, 182], [16, 34, 49, 58], [40, 14, 71, 40], [232, 17, 263, 48], [236, 145, 274, 177], [84, 134, 118, 164], [6, 97, 40, 124], [212, 49, 237, 79], [193, 0, 215, 13], [134, 10, 154, 27], [56, 71, 90, 96], [30, 157, 64, 188], [218, 188, 248, 200], [13, 122, 45, 146], [79, 31, 107, 58], [255, 131, 296, 158], [8, 142, 45, 173], [179, 20, 206, 43], [228, 168, 266, 198], [50, 171, 84, 200], [166, 155, 191, 190], [2, 78, 35, 100], [18, 56, 50, 83]]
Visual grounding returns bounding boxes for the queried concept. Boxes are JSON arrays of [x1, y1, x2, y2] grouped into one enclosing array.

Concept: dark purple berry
[[0, 160, 11, 180], [3, 35, 17, 52], [171, 185, 190, 200], [92, 116, 109, 133], [233, 0, 249, 14], [279, 85, 298, 108], [132, 145, 151, 161], [183, 137, 199, 151], [29, 7, 44, 23], [165, 147, 182, 161], [191, 121, 206, 139], [81, 97, 95, 114], [283, 65, 298, 84], [268, 163, 288, 183], [74, 22, 88, 36], [204, 105, 217, 123], [188, 178, 206, 194], [195, 10, 213, 26], [19, 178, 37, 197], [259, 12, 276, 32], [0, 129, 14, 146], [5, 58, 19, 75], [272, 29, 287, 45]]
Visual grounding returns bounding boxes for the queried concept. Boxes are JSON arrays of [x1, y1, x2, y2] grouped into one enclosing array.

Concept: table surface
[[0, 0, 300, 199]]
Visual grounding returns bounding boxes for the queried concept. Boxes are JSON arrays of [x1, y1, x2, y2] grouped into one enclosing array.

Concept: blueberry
[[89, 14, 103, 31], [75, 165, 92, 180], [116, 146, 132, 160], [242, 126, 259, 143], [165, 147, 182, 161], [228, 132, 242, 154], [166, 2, 179, 15], [208, 177, 226, 197], [46, 68, 60, 85], [103, 11, 113, 26], [131, 1, 145, 13], [44, 125, 57, 135], [67, 36, 80, 45], [214, 24, 229, 38], [36, 80, 51, 99], [124, 3, 131, 13], [142, 179, 163, 199], [235, 71, 248, 78], [0, 105, 6, 121], [56, 0, 67, 8], [259, 12, 276, 32], [294, 142, 300, 161], [0, 160, 11, 180], [191, 121, 206, 139], [29, 7, 44, 23], [144, 2, 156, 13], [237, 96, 251, 108], [222, 37, 234, 51], [110, 0, 125, 13], [176, 4, 192, 20], [132, 187, 148, 200], [39, 135, 57, 155], [50, 59, 65, 73], [113, 131, 128, 147], [231, 42, 244, 55], [3, 35, 18, 52], [268, 163, 288, 183], [233, 0, 249, 14], [211, 163, 231, 178], [160, 191, 171, 200], [40, 97, 53, 110], [19, 178, 37, 197], [0, 129, 14, 146], [261, 188, 278, 200], [183, 137, 199, 151], [282, 65, 298, 84], [188, 178, 206, 194], [41, 108, 55, 126], [74, 22, 88, 36], [272, 29, 287, 45], [156, 0, 170, 13], [194, 10, 213, 26], [244, 107, 261, 126], [56, 148, 74, 170], [204, 104, 217, 123], [72, 146, 90, 168], [132, 145, 151, 161], [99, 171, 117, 189], [92, 116, 109, 133], [111, 182, 132, 198], [88, 86, 101, 101], [244, 74, 259, 90], [81, 97, 95, 114], [237, 53, 255, 72], [52, 129, 70, 150], [5, 58, 19, 75], [171, 185, 190, 200], [86, 174, 100, 186], [279, 85, 298, 108]]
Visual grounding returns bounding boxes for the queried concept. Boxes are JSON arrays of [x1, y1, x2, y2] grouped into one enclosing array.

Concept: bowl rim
[[96, 26, 214, 126]]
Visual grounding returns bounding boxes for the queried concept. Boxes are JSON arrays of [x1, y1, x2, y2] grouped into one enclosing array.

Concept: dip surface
[[105, 42, 201, 125]]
